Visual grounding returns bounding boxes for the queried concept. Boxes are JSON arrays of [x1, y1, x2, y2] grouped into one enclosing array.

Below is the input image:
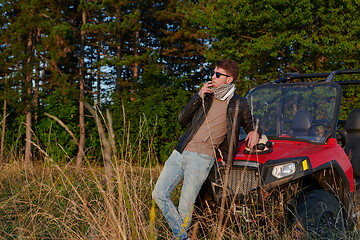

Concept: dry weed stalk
[[43, 104, 160, 239]]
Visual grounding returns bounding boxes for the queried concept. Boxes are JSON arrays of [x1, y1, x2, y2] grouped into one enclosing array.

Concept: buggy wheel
[[290, 189, 345, 239]]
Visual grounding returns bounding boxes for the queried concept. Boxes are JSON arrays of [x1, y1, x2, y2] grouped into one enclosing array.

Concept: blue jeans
[[152, 150, 215, 240]]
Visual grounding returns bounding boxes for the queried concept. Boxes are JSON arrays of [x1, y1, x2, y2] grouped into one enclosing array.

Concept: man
[[152, 59, 259, 239]]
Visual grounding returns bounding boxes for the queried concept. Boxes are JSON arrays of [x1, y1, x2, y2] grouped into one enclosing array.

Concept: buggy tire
[[290, 189, 345, 239]]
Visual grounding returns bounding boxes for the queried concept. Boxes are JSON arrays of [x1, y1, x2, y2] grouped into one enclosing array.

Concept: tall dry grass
[[0, 105, 170, 239], [0, 158, 166, 239], [0, 105, 359, 239]]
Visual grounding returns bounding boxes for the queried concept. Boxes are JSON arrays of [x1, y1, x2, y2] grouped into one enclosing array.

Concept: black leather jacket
[[174, 92, 256, 162]]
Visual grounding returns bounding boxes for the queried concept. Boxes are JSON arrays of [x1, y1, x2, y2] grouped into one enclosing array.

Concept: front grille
[[226, 167, 260, 196]]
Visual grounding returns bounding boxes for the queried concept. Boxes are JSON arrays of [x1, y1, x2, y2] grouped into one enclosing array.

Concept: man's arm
[[178, 94, 203, 126], [241, 100, 260, 148], [178, 82, 213, 126]]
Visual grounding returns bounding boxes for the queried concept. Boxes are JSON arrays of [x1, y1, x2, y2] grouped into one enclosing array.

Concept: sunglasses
[[214, 71, 231, 78], [253, 141, 273, 150]]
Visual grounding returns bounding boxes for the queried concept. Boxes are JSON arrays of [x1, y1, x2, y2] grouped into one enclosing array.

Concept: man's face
[[211, 67, 233, 88]]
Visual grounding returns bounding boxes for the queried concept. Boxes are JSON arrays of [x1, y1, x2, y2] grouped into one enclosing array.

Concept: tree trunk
[[133, 30, 139, 79], [33, 27, 42, 123], [97, 43, 101, 105], [0, 75, 7, 165], [115, 45, 122, 93], [115, 8, 122, 94], [76, 5, 86, 167], [24, 31, 34, 166], [33, 63, 40, 123], [24, 105, 32, 165]]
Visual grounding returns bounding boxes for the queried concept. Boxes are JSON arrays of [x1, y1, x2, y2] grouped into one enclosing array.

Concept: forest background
[[1, 0, 360, 166]]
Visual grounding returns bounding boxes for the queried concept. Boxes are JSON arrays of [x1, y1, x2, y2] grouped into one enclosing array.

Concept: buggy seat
[[291, 110, 312, 137]]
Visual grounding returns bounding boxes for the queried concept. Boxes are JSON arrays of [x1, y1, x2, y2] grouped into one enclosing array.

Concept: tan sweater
[[184, 99, 228, 157]]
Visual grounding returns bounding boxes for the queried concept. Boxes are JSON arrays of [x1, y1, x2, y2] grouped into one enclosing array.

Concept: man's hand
[[199, 81, 215, 99], [245, 131, 260, 148]]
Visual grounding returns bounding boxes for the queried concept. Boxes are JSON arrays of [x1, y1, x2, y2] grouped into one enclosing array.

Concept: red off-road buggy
[[197, 69, 360, 238]]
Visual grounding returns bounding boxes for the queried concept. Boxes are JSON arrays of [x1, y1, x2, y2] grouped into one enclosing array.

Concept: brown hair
[[215, 59, 239, 80]]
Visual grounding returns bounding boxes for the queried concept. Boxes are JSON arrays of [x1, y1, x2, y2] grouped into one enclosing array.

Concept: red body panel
[[233, 138, 355, 192]]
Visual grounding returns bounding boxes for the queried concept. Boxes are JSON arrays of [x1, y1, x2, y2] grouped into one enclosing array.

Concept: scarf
[[213, 83, 235, 100]]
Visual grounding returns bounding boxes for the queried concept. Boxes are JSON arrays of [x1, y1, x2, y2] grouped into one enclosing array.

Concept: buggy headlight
[[272, 163, 296, 179]]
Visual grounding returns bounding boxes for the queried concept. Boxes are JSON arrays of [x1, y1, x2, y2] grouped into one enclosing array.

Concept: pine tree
[[188, 0, 360, 92]]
